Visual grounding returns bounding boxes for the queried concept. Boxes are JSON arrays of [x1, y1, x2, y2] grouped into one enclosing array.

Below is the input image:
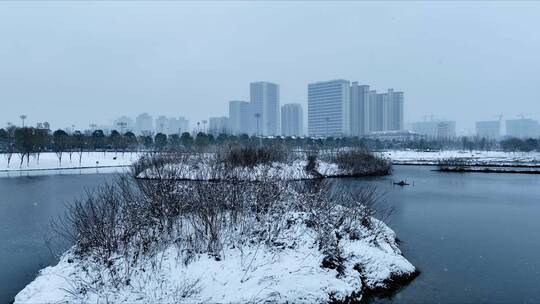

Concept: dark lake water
[[0, 173, 115, 303], [1, 166, 540, 303]]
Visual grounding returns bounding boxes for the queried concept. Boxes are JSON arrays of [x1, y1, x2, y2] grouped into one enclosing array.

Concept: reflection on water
[[1, 167, 540, 303]]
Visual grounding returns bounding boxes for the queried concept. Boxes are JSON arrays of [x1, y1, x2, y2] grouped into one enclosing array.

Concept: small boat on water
[[394, 180, 410, 186]]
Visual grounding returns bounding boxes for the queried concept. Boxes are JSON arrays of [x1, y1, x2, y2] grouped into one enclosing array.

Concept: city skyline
[[6, 79, 540, 140]]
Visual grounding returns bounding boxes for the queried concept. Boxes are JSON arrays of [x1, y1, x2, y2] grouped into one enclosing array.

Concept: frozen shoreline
[[378, 150, 540, 166], [0, 152, 138, 177], [3, 150, 539, 177]]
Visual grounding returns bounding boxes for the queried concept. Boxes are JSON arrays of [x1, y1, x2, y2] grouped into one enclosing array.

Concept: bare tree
[[4, 125, 16, 168], [14, 127, 34, 167], [53, 129, 69, 166]]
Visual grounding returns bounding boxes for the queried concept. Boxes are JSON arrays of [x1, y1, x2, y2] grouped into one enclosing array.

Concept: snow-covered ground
[[3, 150, 538, 177], [0, 152, 139, 176], [15, 215, 415, 304], [379, 150, 540, 166]]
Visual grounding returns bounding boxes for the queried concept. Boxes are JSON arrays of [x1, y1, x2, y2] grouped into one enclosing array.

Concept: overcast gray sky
[[1, 1, 539, 134]]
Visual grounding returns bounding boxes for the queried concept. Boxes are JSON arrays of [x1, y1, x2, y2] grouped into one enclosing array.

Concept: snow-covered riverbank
[[3, 150, 539, 177], [379, 150, 540, 166], [0, 152, 139, 176]]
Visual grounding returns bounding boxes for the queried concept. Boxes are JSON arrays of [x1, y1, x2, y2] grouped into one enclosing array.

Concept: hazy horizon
[[1, 1, 540, 134]]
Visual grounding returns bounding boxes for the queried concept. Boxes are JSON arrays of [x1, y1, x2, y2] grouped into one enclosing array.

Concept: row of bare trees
[[0, 127, 170, 167]]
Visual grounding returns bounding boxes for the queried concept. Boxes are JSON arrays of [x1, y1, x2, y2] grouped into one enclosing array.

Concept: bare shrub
[[329, 149, 391, 176], [304, 148, 319, 174], [54, 184, 125, 260], [438, 158, 470, 171], [291, 179, 393, 258], [217, 144, 288, 168]]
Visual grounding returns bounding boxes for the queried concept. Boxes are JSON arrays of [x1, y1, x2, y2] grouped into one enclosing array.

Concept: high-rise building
[[281, 103, 303, 137], [412, 121, 439, 138], [208, 117, 230, 135], [506, 118, 540, 138], [308, 79, 351, 137], [476, 120, 501, 139], [166, 117, 189, 135], [412, 120, 456, 140], [250, 82, 280, 136], [437, 121, 456, 140], [229, 100, 251, 135], [382, 89, 404, 131], [179, 117, 189, 134], [350, 82, 370, 137], [155, 115, 168, 134], [366, 90, 384, 133], [135, 113, 153, 135]]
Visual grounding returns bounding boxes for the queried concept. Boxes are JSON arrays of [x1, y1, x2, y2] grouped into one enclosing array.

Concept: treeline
[[500, 137, 540, 152], [391, 137, 540, 152], [0, 127, 202, 167], [1, 126, 539, 168], [0, 127, 370, 167]]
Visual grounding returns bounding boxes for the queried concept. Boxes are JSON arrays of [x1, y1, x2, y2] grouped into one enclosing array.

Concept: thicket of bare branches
[[55, 165, 390, 276], [216, 144, 291, 168], [437, 158, 470, 171], [133, 145, 391, 182], [324, 148, 392, 176]]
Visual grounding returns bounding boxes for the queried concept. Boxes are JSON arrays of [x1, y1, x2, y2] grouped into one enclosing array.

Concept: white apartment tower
[[168, 117, 189, 134], [208, 117, 230, 135], [135, 113, 153, 135], [229, 100, 251, 135], [382, 89, 404, 131], [155, 115, 168, 134], [250, 82, 280, 136], [366, 90, 384, 133], [308, 79, 351, 137], [476, 120, 501, 139], [350, 82, 370, 137], [281, 103, 303, 137]]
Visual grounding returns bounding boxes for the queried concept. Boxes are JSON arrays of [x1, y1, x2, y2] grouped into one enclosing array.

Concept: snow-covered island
[[14, 147, 417, 303], [135, 147, 392, 181]]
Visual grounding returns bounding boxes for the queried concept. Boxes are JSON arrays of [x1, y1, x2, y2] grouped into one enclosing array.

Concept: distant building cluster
[[12, 77, 540, 142], [307, 80, 404, 137], [505, 118, 540, 139], [107, 114, 190, 135], [224, 80, 404, 138], [83, 79, 404, 138], [87, 79, 540, 141], [228, 82, 285, 136], [409, 117, 540, 140]]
